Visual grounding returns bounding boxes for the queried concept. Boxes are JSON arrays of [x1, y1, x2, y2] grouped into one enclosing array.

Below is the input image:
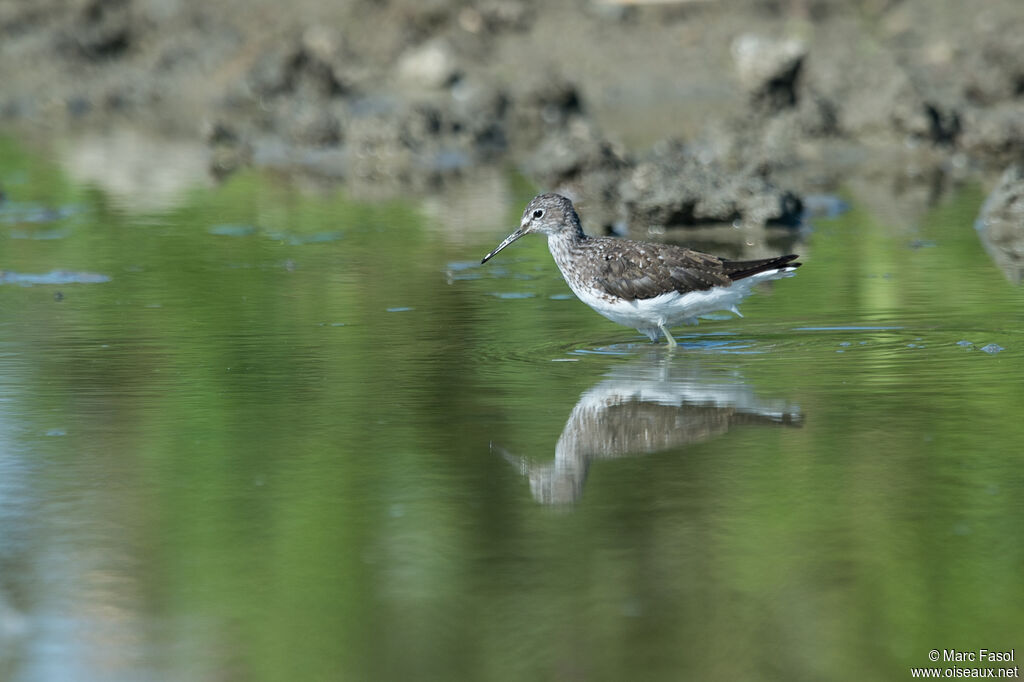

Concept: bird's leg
[[659, 323, 678, 348]]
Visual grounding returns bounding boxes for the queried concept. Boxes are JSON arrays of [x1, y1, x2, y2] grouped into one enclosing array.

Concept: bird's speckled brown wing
[[584, 238, 732, 300]]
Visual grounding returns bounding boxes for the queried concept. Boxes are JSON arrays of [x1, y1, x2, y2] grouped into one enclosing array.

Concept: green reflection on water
[[1, 136, 1022, 682]]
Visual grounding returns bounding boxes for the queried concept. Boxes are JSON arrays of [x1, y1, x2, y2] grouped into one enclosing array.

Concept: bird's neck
[[547, 219, 587, 247], [547, 224, 588, 283]]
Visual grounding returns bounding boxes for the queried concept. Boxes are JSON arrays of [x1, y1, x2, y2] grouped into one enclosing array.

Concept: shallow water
[[1, 136, 1022, 681]]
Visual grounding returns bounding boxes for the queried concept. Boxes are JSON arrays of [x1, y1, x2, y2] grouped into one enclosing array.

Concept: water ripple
[[0, 270, 111, 286]]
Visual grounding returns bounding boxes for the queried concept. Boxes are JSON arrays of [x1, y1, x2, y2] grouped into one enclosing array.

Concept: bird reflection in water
[[494, 352, 802, 505]]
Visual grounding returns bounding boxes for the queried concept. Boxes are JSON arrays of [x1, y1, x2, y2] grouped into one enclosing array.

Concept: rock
[[202, 119, 239, 146], [301, 25, 344, 65], [961, 29, 1024, 106], [458, 1, 532, 35], [731, 34, 807, 112], [617, 140, 803, 230], [449, 79, 511, 158], [285, 105, 343, 147], [246, 34, 358, 102], [524, 118, 628, 187], [795, 90, 841, 137], [232, 74, 516, 190], [508, 75, 584, 147], [246, 47, 294, 99], [59, 0, 135, 60], [395, 39, 461, 89], [477, 1, 532, 32], [974, 163, 1024, 284], [342, 99, 477, 189], [889, 79, 961, 146], [959, 104, 1024, 168]]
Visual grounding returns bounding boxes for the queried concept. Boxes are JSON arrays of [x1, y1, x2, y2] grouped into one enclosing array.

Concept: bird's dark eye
[[532, 209, 543, 219]]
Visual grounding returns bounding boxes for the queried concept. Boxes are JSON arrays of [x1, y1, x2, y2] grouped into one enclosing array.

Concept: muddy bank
[[2, 0, 1022, 235]]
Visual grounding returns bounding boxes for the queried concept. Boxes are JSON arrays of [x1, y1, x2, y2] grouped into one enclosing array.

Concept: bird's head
[[481, 193, 581, 264]]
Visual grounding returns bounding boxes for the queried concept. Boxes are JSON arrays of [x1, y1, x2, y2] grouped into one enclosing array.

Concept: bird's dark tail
[[723, 254, 801, 281]]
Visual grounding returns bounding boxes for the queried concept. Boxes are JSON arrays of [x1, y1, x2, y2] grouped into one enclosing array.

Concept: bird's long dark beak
[[481, 227, 527, 264]]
